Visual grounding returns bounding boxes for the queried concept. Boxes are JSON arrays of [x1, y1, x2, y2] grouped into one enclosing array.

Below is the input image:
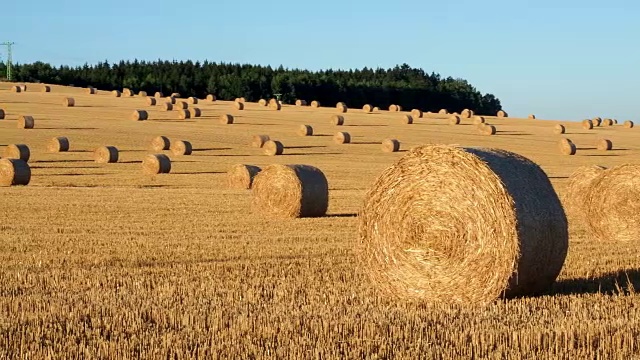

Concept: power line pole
[[1, 42, 15, 81]]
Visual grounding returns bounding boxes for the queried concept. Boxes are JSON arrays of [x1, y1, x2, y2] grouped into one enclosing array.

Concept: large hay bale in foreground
[[381, 139, 400, 153], [411, 109, 423, 118], [357, 145, 568, 304], [311, 100, 320, 108], [48, 137, 70, 152], [402, 115, 413, 124], [251, 164, 329, 218], [178, 109, 191, 119], [206, 94, 216, 101], [4, 144, 30, 162], [497, 110, 508, 118], [263, 140, 284, 156], [227, 164, 262, 190], [336, 102, 348, 113], [142, 154, 171, 175], [334, 132, 351, 144], [234, 102, 245, 110], [565, 165, 606, 219], [220, 114, 234, 124], [62, 97, 75, 107], [132, 110, 148, 121], [582, 119, 593, 130], [559, 138, 576, 155], [94, 146, 119, 163], [146, 97, 157, 106], [624, 120, 634, 128], [554, 124, 565, 134], [295, 100, 307, 106], [250, 135, 270, 148], [363, 104, 373, 113], [18, 115, 34, 129], [151, 136, 170, 151], [0, 159, 31, 186], [298, 124, 313, 136], [331, 115, 345, 126], [597, 139, 612, 151], [171, 140, 193, 156]]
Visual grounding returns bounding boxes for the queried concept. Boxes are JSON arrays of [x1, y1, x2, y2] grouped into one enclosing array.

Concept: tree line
[[1, 60, 502, 114]]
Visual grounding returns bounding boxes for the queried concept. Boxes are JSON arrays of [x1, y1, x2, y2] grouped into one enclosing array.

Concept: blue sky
[[2, 0, 638, 120]]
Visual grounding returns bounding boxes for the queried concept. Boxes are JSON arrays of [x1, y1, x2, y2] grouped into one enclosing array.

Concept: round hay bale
[[175, 101, 188, 110], [263, 140, 284, 156], [363, 104, 373, 113], [554, 124, 566, 134], [593, 118, 603, 127], [42, 85, 51, 92], [334, 132, 351, 144], [373, 106, 380, 112], [269, 102, 282, 111], [220, 114, 234, 124], [250, 135, 270, 148], [206, 94, 216, 101], [112, 90, 121, 97], [187, 97, 198, 104], [239, 97, 246, 103], [336, 102, 348, 113], [381, 139, 400, 153], [62, 97, 75, 107], [449, 115, 461, 125], [132, 110, 148, 121], [146, 97, 157, 106], [154, 91, 164, 98], [388, 104, 398, 112], [18, 115, 35, 129], [613, 119, 618, 125], [234, 102, 245, 110], [258, 99, 268, 106], [227, 164, 262, 190], [473, 116, 486, 125], [396, 105, 403, 112], [439, 109, 448, 115], [4, 144, 30, 162], [402, 115, 413, 124], [497, 110, 508, 118], [461, 109, 471, 118], [602, 118, 613, 126], [94, 146, 119, 163], [565, 165, 607, 219], [150, 136, 170, 151], [593, 117, 602, 124], [0, 109, 4, 119], [582, 119, 593, 130], [162, 102, 173, 111], [19, 85, 27, 92], [311, 100, 321, 108], [481, 124, 497, 135], [142, 154, 171, 175], [178, 109, 191, 120], [138, 91, 147, 97], [411, 109, 423, 118], [85, 87, 96, 95], [166, 96, 176, 104], [298, 124, 313, 136], [528, 114, 536, 119], [10, 86, 21, 93], [596, 139, 613, 151], [171, 93, 181, 99], [191, 107, 202, 117], [251, 164, 328, 218], [123, 88, 133, 97], [357, 144, 568, 304], [0, 159, 31, 186], [295, 100, 307, 106], [171, 140, 193, 156], [331, 115, 345, 126], [48, 137, 70, 153], [559, 138, 576, 155], [624, 120, 634, 128]]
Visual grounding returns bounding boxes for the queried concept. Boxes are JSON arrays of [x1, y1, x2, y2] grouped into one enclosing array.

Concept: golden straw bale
[[0, 109, 4, 119], [602, 118, 613, 126], [388, 104, 398, 112], [263, 140, 284, 156], [166, 96, 176, 104], [331, 115, 345, 126], [146, 97, 157, 106], [19, 85, 27, 91], [18, 115, 34, 129], [154, 91, 163, 98], [48, 137, 69, 153], [10, 86, 21, 93], [402, 115, 413, 124], [220, 114, 234, 124], [239, 97, 246, 103], [373, 106, 380, 111], [187, 97, 198, 104], [178, 109, 191, 120], [112, 90, 121, 97], [298, 125, 313, 136], [363, 104, 373, 113], [250, 135, 270, 148], [473, 116, 486, 125], [269, 102, 282, 111], [150, 136, 170, 151], [497, 110, 508, 118], [62, 97, 75, 107], [191, 107, 202, 117], [411, 109, 423, 118], [396, 105, 403, 112], [481, 124, 497, 135], [162, 102, 173, 111], [334, 132, 351, 144], [175, 101, 188, 110], [593, 118, 603, 127], [597, 139, 613, 151], [227, 164, 262, 190], [42, 85, 51, 92], [138, 91, 147, 97], [123, 88, 133, 96], [0, 159, 31, 186], [381, 139, 400, 153], [234, 102, 245, 110], [295, 100, 307, 106], [86, 87, 96, 95], [142, 154, 171, 175], [461, 109, 471, 118], [582, 119, 593, 130], [613, 119, 618, 124], [565, 165, 607, 220], [171, 140, 193, 156], [554, 124, 566, 134], [206, 94, 216, 101], [94, 146, 119, 163], [336, 102, 348, 113], [624, 120, 634, 128], [258, 99, 268, 106], [131, 110, 148, 121], [528, 114, 536, 119], [449, 115, 461, 125], [439, 109, 448, 115], [311, 100, 320, 108], [559, 138, 576, 155], [3, 144, 30, 162]]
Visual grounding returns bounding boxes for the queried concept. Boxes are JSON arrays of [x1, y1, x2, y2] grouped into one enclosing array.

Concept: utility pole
[[1, 42, 15, 81]]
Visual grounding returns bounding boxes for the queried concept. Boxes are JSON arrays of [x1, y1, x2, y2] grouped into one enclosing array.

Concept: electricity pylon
[[1, 42, 15, 81]]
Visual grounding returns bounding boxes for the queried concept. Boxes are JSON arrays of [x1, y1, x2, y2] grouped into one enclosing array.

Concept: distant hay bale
[[123, 88, 133, 97], [187, 97, 198, 104], [373, 106, 379, 111], [381, 139, 400, 153], [19, 85, 27, 92], [154, 91, 163, 98], [584, 164, 640, 241], [331, 115, 345, 126], [449, 115, 461, 125], [269, 102, 282, 111], [602, 118, 613, 126], [497, 110, 508, 118], [298, 124, 313, 136], [234, 102, 245, 110], [402, 115, 413, 124], [481, 124, 497, 135], [150, 136, 170, 151], [48, 137, 70, 152], [191, 107, 202, 117], [86, 87, 96, 95], [461, 109, 471, 118], [94, 146, 119, 163], [258, 99, 268, 106], [554, 124, 566, 134], [565, 165, 607, 220], [175, 101, 188, 110], [263, 140, 284, 156], [0, 109, 4, 119], [62, 97, 75, 107], [18, 115, 35, 129], [559, 138, 576, 155], [146, 97, 157, 106], [251, 164, 329, 218], [295, 100, 307, 106], [142, 154, 171, 175], [42, 85, 51, 92], [166, 96, 176, 104], [239, 97, 246, 103], [227, 164, 262, 190], [220, 114, 234, 124], [171, 140, 193, 156], [4, 144, 30, 162], [396, 105, 403, 112], [10, 86, 21, 93], [334, 131, 351, 144], [171, 93, 181, 98], [162, 102, 173, 111], [250, 135, 270, 148], [411, 109, 423, 118], [132, 110, 148, 121], [582, 119, 593, 130], [363, 104, 373, 113], [336, 102, 348, 113], [357, 144, 568, 304], [178, 109, 191, 120], [439, 109, 448, 115], [206, 94, 216, 101], [597, 139, 613, 151], [311, 100, 321, 108], [473, 116, 486, 125], [138, 91, 147, 97], [624, 120, 634, 128], [528, 114, 536, 119], [593, 118, 603, 127], [388, 104, 398, 112], [593, 117, 602, 124], [613, 119, 618, 124], [112, 90, 121, 97], [0, 159, 31, 186]]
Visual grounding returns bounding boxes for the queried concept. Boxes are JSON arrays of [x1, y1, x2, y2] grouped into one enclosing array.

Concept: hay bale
[[461, 109, 471, 118], [593, 118, 603, 127], [613, 119, 618, 125], [171, 93, 181, 98], [602, 118, 613, 126], [298, 124, 313, 136], [220, 114, 234, 124], [528, 114, 536, 119], [373, 106, 380, 111], [3, 144, 30, 162], [295, 100, 307, 106], [593, 117, 602, 124], [258, 99, 268, 106], [250, 135, 270, 148], [146, 97, 157, 106], [381, 139, 400, 153], [363, 104, 373, 113], [624, 120, 634, 128], [0, 109, 4, 119], [175, 101, 188, 110], [178, 109, 191, 119], [150, 136, 170, 151], [334, 132, 351, 144], [62, 97, 75, 107], [138, 91, 147, 97], [311, 100, 321, 108], [171, 140, 193, 156], [132, 110, 148, 121], [94, 146, 119, 163], [559, 138, 576, 155], [166, 96, 176, 104], [411, 109, 423, 118], [269, 102, 282, 111], [251, 164, 328, 218], [402, 115, 413, 124], [191, 107, 202, 117], [154, 91, 164, 98], [263, 140, 284, 156], [336, 102, 348, 113], [473, 116, 486, 125], [234, 102, 245, 110], [48, 137, 70, 152], [497, 110, 508, 118], [123, 88, 133, 96], [18, 116, 35, 129], [162, 102, 173, 111], [396, 105, 403, 112], [582, 119, 593, 130], [331, 115, 345, 126], [481, 124, 497, 135], [187, 97, 198, 104], [112, 90, 121, 97], [19, 85, 27, 92], [449, 115, 461, 125], [42, 85, 51, 92], [439, 109, 448, 115], [239, 97, 246, 103], [227, 164, 262, 190], [142, 154, 171, 175], [206, 94, 216, 101], [86, 87, 96, 95], [597, 139, 613, 151], [388, 104, 398, 112], [357, 144, 568, 304], [10, 86, 21, 93], [554, 124, 566, 134], [0, 159, 31, 186], [565, 165, 606, 219]]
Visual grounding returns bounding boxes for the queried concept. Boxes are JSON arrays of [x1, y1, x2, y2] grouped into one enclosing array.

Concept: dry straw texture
[[449, 115, 461, 125], [258, 99, 268, 106], [178, 109, 191, 120], [402, 115, 413, 124], [63, 97, 75, 107], [559, 138, 576, 155], [131, 110, 148, 121], [48, 137, 70, 153], [593, 118, 603, 127], [597, 139, 613, 151], [250, 135, 270, 148], [582, 119, 593, 130], [227, 164, 262, 190], [235, 102, 245, 110], [175, 101, 188, 110], [166, 96, 176, 104], [554, 124, 565, 134], [4, 144, 30, 162], [146, 97, 157, 106], [624, 120, 634, 128], [565, 165, 606, 220], [363, 104, 373, 113], [295, 100, 307, 106], [263, 140, 284, 156], [251, 164, 329, 218], [187, 97, 198, 104], [171, 140, 193, 156], [154, 91, 163, 98], [461, 109, 471, 118], [298, 125, 313, 136], [191, 108, 202, 117], [112, 90, 121, 97], [10, 86, 21, 93], [162, 102, 173, 111], [142, 154, 171, 175], [584, 164, 640, 242], [411, 109, 423, 118], [497, 110, 508, 118], [381, 139, 400, 153], [18, 115, 35, 129], [205, 94, 215, 101], [602, 118, 613, 126], [311, 100, 320, 108], [150, 136, 170, 151], [357, 144, 568, 305], [473, 116, 486, 125], [0, 159, 31, 186], [331, 115, 345, 126], [42, 85, 51, 92], [220, 114, 234, 124], [481, 124, 497, 135], [94, 146, 119, 163], [334, 132, 351, 144]]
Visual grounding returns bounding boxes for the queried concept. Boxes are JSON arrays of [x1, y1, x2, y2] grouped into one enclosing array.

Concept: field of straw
[[1, 83, 640, 358]]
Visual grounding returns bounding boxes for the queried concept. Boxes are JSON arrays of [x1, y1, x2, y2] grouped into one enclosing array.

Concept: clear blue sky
[[2, 0, 638, 120]]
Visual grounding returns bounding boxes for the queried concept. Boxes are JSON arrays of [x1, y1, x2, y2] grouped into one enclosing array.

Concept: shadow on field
[[314, 134, 333, 137], [119, 161, 142, 164], [235, 123, 279, 126], [31, 165, 100, 170], [36, 127, 99, 130], [287, 145, 327, 149], [583, 154, 619, 157], [548, 176, 569, 179], [172, 171, 222, 175], [344, 124, 388, 127], [352, 142, 381, 145], [552, 269, 640, 296], [34, 159, 94, 163], [325, 213, 358, 218], [192, 148, 233, 152], [577, 147, 596, 151], [496, 131, 533, 136], [68, 150, 92, 153], [283, 152, 342, 156], [46, 173, 110, 177]]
